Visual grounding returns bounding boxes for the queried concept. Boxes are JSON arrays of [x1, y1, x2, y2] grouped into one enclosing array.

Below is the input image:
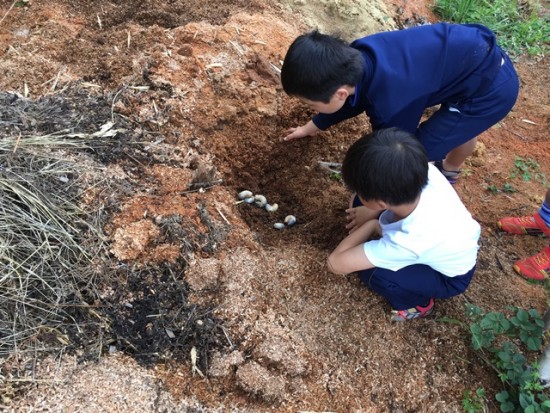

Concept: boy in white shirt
[[328, 128, 481, 321]]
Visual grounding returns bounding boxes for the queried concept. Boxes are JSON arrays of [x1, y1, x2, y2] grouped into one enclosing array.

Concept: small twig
[[205, 63, 223, 69], [218, 325, 233, 348], [269, 62, 281, 74], [111, 86, 127, 123], [318, 161, 342, 168], [51, 70, 62, 92], [40, 76, 58, 87], [215, 206, 230, 225], [509, 130, 527, 140], [229, 40, 244, 56], [0, 0, 17, 27], [190, 346, 205, 378], [7, 378, 63, 383], [494, 253, 505, 271], [318, 161, 342, 174], [12, 132, 21, 154]]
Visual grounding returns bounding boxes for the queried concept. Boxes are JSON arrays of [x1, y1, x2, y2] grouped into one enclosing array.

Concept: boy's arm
[[283, 120, 320, 141], [327, 219, 380, 275]]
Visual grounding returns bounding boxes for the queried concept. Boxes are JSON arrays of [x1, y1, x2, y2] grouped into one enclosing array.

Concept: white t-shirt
[[363, 163, 480, 276]]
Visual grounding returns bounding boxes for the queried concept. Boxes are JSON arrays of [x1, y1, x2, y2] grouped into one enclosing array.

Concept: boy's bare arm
[[283, 120, 320, 141], [327, 219, 380, 274]]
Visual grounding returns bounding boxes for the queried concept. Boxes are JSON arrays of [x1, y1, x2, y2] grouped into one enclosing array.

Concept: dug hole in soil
[[1, 0, 549, 412]]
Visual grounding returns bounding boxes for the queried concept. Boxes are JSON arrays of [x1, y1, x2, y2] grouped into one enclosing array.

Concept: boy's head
[[281, 30, 364, 103], [342, 128, 428, 206]]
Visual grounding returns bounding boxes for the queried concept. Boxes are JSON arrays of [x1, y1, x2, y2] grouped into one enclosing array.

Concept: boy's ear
[[335, 87, 350, 101]]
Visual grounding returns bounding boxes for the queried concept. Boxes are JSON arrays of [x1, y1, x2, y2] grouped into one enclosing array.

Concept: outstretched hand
[[283, 126, 310, 142], [281, 120, 320, 142]]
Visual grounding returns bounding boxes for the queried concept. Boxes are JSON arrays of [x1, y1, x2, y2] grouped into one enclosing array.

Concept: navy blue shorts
[[350, 195, 476, 310], [416, 50, 519, 161], [358, 264, 476, 310]]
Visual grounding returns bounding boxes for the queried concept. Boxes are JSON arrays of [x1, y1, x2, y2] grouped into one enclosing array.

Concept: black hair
[[281, 30, 365, 103], [341, 128, 429, 205]]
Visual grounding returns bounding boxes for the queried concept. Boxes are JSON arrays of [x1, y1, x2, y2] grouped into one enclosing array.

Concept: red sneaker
[[513, 246, 550, 281], [391, 298, 434, 321], [497, 213, 550, 236]]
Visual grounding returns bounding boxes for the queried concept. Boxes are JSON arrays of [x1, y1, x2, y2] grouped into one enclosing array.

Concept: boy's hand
[[282, 120, 320, 141], [345, 206, 381, 234], [283, 127, 309, 141]]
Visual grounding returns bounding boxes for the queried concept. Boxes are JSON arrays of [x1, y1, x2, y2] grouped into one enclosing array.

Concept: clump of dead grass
[[0, 87, 130, 360], [0, 130, 116, 356]]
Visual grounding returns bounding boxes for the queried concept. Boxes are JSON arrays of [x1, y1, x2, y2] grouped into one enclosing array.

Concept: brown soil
[[1, 0, 549, 412]]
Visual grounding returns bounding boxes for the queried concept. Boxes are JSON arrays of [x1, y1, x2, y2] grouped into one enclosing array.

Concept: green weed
[[433, 0, 550, 56], [463, 304, 550, 412], [463, 387, 487, 413], [510, 156, 549, 187], [487, 183, 517, 194], [330, 171, 342, 181]]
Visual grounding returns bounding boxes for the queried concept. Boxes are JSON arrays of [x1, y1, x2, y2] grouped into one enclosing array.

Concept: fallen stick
[[0, 0, 18, 27]]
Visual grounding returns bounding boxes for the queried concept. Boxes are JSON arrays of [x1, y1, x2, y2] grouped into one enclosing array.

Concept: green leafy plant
[[487, 183, 517, 194], [463, 387, 487, 413], [464, 304, 550, 412], [502, 183, 517, 193], [433, 0, 550, 56], [509, 157, 548, 187], [329, 171, 342, 181]]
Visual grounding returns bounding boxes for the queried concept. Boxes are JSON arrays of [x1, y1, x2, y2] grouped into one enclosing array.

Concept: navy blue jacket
[[312, 23, 504, 133]]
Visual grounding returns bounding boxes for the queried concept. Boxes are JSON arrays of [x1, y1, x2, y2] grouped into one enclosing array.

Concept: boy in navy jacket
[[281, 23, 519, 185]]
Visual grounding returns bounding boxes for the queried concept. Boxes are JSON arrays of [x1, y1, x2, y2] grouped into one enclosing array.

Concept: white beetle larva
[[265, 203, 279, 212], [254, 194, 267, 208], [284, 215, 297, 226], [238, 190, 253, 200]]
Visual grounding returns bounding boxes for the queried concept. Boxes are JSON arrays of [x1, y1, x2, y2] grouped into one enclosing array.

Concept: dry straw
[[0, 126, 118, 356]]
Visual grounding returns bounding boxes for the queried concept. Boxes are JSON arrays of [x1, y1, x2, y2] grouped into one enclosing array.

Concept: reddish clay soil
[[1, 0, 549, 412]]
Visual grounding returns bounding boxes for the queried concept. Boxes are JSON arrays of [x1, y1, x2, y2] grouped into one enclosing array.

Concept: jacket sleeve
[[312, 103, 367, 130]]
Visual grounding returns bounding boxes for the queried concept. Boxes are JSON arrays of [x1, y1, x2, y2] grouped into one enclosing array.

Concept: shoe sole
[[390, 306, 433, 322], [497, 221, 544, 236], [513, 264, 547, 281]]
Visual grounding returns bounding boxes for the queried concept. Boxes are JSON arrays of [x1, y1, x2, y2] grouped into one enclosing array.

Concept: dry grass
[[0, 87, 130, 359], [0, 131, 113, 356]]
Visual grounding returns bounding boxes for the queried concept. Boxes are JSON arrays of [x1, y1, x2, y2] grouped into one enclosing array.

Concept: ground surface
[[0, 0, 549, 411]]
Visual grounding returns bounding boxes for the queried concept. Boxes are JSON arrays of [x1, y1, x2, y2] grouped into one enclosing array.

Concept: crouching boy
[[328, 128, 480, 321]]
